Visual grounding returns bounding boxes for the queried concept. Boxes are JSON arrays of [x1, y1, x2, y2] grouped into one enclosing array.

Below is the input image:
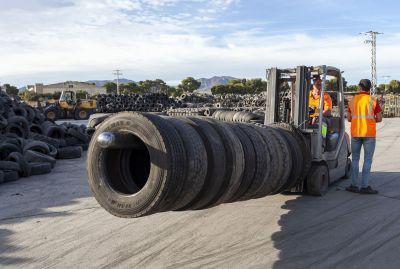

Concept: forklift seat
[[326, 117, 341, 151]]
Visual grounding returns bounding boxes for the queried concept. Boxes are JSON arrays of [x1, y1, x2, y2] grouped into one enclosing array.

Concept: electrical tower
[[360, 31, 383, 95], [113, 69, 123, 95]]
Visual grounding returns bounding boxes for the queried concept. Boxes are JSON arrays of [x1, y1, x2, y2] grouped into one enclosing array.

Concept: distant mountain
[[197, 76, 237, 91], [87, 78, 135, 87], [18, 86, 27, 92]]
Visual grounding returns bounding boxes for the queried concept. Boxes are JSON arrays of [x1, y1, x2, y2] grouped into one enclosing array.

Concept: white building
[[27, 81, 107, 95]]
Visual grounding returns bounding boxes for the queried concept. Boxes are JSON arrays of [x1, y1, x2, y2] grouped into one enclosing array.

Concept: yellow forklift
[[43, 90, 96, 121]]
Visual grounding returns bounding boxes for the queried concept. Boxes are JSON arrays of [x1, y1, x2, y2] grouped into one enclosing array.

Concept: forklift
[[43, 90, 96, 121], [265, 65, 351, 195]]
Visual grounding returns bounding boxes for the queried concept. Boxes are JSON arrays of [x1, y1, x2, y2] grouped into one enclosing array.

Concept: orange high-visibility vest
[[349, 94, 378, 137]]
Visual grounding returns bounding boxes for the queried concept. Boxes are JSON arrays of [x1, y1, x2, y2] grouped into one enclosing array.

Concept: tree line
[[3, 77, 400, 102]]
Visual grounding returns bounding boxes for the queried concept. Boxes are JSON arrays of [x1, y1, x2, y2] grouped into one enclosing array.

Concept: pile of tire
[[96, 93, 180, 113], [87, 112, 311, 218], [0, 91, 88, 184], [212, 110, 264, 123], [212, 93, 266, 109]]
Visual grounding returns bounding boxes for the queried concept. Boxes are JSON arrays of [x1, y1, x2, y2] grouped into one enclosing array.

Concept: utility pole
[[113, 69, 123, 95], [360, 31, 383, 95], [382, 75, 391, 93]]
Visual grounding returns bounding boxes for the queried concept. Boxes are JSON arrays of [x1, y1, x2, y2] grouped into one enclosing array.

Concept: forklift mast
[[264, 66, 312, 129]]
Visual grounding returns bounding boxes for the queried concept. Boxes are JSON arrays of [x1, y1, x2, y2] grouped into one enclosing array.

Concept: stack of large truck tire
[[0, 91, 89, 184], [87, 112, 312, 218]]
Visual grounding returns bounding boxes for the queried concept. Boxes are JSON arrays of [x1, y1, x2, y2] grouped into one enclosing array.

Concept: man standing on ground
[[346, 79, 382, 194]]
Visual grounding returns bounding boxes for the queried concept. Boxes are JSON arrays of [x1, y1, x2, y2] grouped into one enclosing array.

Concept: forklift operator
[[309, 75, 332, 124]]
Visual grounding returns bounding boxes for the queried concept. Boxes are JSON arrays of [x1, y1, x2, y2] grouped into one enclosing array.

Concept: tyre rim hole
[[105, 134, 150, 195]]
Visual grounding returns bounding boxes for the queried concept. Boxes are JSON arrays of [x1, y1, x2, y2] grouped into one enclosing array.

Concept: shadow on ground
[[272, 172, 400, 269], [0, 154, 94, 266]]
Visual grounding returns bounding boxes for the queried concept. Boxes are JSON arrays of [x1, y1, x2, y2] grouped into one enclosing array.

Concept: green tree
[[346, 85, 358, 92], [3, 84, 19, 95], [53, 91, 62, 100], [75, 90, 89, 99], [104, 82, 117, 94], [120, 82, 139, 95], [177, 77, 201, 93], [138, 79, 169, 94], [389, 80, 400, 93]]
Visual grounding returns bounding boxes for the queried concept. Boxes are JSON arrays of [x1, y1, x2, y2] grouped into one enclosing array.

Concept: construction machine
[[265, 65, 351, 195], [43, 90, 96, 121]]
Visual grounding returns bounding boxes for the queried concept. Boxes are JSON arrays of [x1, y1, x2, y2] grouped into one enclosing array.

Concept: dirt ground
[[1, 119, 400, 269]]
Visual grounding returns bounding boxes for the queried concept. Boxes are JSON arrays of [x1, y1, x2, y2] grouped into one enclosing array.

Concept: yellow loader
[[43, 90, 96, 121]]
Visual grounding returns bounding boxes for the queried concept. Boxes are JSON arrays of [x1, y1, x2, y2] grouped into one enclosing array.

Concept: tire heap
[[0, 92, 88, 184], [96, 93, 180, 113], [87, 112, 311, 218], [213, 93, 266, 109]]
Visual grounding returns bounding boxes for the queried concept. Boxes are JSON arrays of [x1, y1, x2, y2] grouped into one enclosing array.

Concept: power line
[[360, 31, 383, 95], [113, 69, 123, 94]]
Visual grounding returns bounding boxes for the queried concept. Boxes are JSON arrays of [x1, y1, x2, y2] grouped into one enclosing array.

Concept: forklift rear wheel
[[342, 158, 351, 179], [75, 108, 90, 120], [45, 109, 58, 121], [306, 165, 329, 196]]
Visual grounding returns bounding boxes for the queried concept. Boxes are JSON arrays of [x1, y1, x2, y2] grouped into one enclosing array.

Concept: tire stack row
[[87, 112, 311, 218], [96, 93, 180, 113], [212, 110, 264, 123], [0, 91, 87, 184]]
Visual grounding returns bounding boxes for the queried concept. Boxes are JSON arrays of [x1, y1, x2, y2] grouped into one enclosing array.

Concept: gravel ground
[[0, 119, 399, 269]]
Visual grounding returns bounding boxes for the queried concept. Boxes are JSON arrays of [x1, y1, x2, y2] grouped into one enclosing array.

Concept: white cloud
[[0, 0, 398, 86]]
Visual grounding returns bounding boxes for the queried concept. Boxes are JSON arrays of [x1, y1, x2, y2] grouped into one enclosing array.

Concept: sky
[[0, 0, 399, 87]]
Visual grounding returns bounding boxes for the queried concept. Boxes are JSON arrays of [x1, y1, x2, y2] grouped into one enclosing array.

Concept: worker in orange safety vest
[[309, 75, 332, 124], [345, 79, 382, 194]]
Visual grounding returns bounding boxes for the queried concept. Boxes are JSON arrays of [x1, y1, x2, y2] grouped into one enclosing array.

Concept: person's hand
[[311, 117, 318, 124]]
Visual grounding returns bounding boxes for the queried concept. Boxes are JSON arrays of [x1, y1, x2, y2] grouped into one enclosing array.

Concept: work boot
[[360, 186, 378, 194], [345, 185, 359, 193]]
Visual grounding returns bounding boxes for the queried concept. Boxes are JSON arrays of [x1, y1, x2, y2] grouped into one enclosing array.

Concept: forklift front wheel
[[306, 165, 329, 196]]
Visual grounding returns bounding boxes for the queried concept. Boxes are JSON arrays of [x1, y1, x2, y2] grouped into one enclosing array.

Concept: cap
[[358, 79, 371, 91]]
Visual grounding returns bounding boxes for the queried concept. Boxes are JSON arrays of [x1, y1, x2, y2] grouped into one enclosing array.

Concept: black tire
[[202, 118, 245, 206], [5, 123, 27, 138], [88, 113, 111, 128], [0, 161, 21, 173], [3, 170, 20, 182], [224, 111, 237, 122], [226, 123, 257, 202], [30, 162, 52, 175], [0, 143, 22, 159], [87, 112, 186, 218], [29, 123, 44, 135], [273, 123, 312, 185], [42, 121, 65, 139], [47, 144, 58, 158], [248, 125, 277, 197], [57, 146, 82, 159], [163, 117, 208, 210], [307, 165, 329, 196], [66, 127, 88, 143], [44, 107, 59, 121], [272, 127, 303, 193], [235, 124, 270, 200], [24, 150, 56, 168], [13, 107, 28, 118], [74, 108, 91, 120], [0, 116, 8, 129], [178, 117, 227, 210], [0, 170, 4, 184], [23, 140, 50, 154], [28, 133, 61, 148], [6, 152, 31, 177]]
